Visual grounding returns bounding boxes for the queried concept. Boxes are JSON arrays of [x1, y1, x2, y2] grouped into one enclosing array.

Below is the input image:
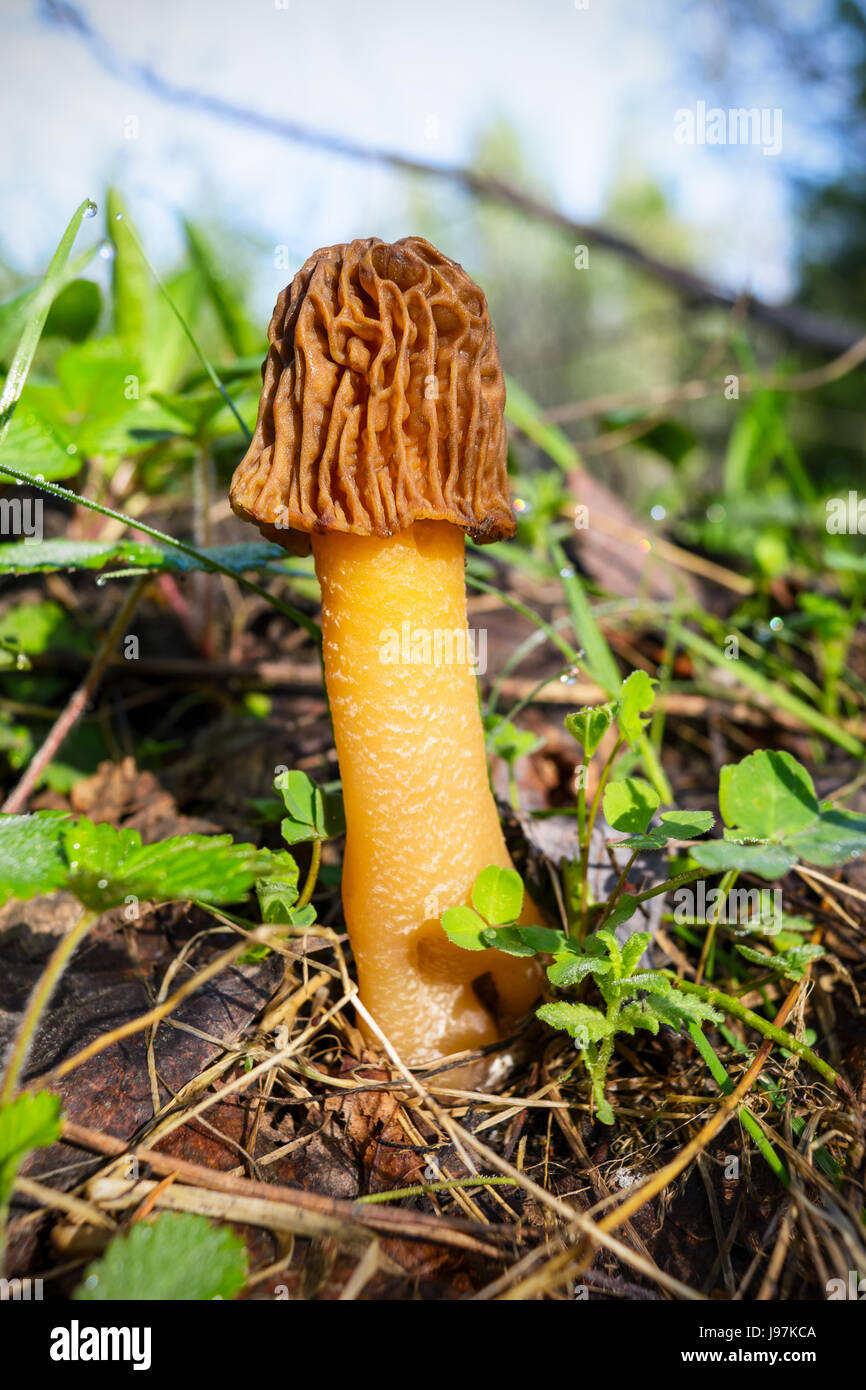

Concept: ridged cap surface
[[230, 237, 515, 550]]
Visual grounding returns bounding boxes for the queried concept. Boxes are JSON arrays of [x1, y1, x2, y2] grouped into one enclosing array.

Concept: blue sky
[[0, 0, 832, 312]]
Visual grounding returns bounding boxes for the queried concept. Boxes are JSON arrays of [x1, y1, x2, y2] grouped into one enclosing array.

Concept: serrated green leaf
[[441, 905, 488, 950], [719, 750, 818, 840], [621, 970, 671, 995], [692, 838, 796, 881], [74, 1211, 247, 1301], [593, 927, 622, 964], [603, 778, 660, 835], [620, 931, 652, 976], [658, 810, 715, 838], [610, 831, 669, 850], [0, 1091, 62, 1207], [63, 817, 271, 909], [736, 942, 825, 980], [616, 1002, 660, 1036], [547, 952, 613, 988], [0, 812, 69, 904], [648, 992, 724, 1029], [536, 1001, 613, 1043], [564, 704, 613, 757], [472, 865, 523, 925], [617, 670, 657, 748]]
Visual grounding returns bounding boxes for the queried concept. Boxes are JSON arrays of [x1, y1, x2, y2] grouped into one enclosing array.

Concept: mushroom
[[231, 237, 541, 1063]]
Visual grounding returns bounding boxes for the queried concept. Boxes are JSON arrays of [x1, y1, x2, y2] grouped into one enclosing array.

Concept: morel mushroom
[[231, 236, 541, 1062]]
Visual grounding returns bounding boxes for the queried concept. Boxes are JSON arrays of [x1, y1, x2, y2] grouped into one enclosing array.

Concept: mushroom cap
[[230, 237, 515, 551]]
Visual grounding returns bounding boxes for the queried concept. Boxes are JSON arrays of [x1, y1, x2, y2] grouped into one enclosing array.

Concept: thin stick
[[60, 1121, 505, 1258]]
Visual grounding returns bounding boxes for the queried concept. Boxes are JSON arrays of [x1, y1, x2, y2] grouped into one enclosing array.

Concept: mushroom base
[[313, 521, 542, 1065]]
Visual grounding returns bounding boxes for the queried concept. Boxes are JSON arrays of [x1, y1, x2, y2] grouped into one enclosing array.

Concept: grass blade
[[0, 199, 94, 449]]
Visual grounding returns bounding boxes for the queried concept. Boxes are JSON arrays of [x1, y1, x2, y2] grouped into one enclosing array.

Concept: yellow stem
[[313, 521, 541, 1063]]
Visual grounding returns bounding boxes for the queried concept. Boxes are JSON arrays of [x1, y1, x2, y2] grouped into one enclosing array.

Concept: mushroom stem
[[313, 520, 540, 1063]]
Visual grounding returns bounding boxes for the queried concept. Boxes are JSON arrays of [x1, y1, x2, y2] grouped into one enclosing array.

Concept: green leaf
[[691, 838, 796, 881], [550, 537, 621, 694], [472, 865, 524, 925], [735, 942, 825, 981], [62, 818, 272, 909], [647, 992, 724, 1029], [74, 1211, 247, 1301], [255, 850, 300, 924], [610, 831, 669, 850], [547, 952, 613, 988], [592, 929, 623, 979], [620, 970, 671, 995], [0, 812, 69, 904], [108, 189, 151, 358], [0, 538, 289, 577], [617, 670, 657, 748], [0, 1091, 62, 1207], [658, 810, 715, 838], [564, 704, 613, 757], [0, 200, 95, 458], [183, 220, 259, 358], [441, 905, 489, 951], [786, 808, 866, 867], [597, 894, 641, 932], [719, 750, 819, 840], [616, 1001, 660, 1036], [603, 778, 660, 835], [44, 278, 102, 342], [536, 1001, 613, 1043], [594, 1094, 615, 1126], [0, 406, 82, 479], [276, 770, 344, 845], [514, 925, 568, 953], [620, 931, 652, 976], [484, 715, 545, 763], [480, 926, 537, 956]]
